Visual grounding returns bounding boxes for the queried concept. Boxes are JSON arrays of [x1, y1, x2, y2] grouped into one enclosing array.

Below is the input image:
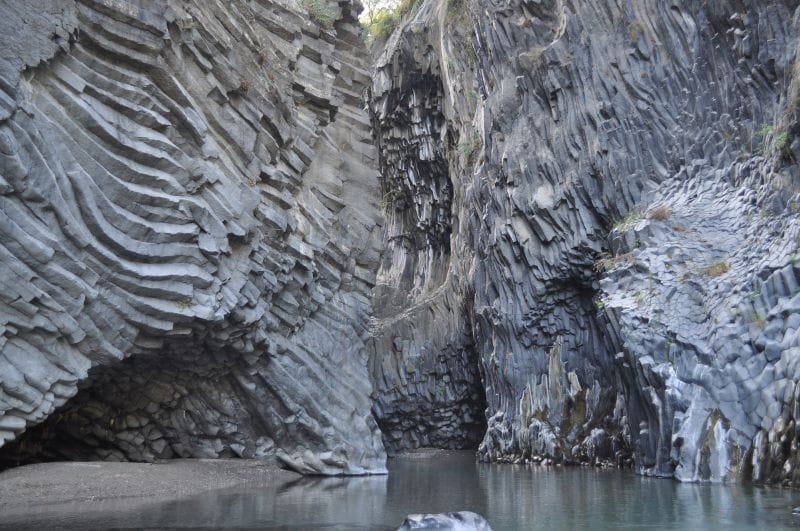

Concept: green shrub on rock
[[361, 0, 421, 42], [303, 0, 337, 29]]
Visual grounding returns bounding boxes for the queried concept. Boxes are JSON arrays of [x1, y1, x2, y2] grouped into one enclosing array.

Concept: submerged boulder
[[397, 511, 493, 531]]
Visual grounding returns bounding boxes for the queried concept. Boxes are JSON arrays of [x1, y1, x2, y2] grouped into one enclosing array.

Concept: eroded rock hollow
[[3, 0, 800, 485]]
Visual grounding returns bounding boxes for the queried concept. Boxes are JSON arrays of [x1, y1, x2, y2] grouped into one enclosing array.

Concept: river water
[[3, 451, 799, 530]]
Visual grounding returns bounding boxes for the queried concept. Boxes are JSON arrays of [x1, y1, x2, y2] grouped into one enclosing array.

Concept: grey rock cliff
[[4, 0, 800, 487], [369, 0, 800, 484], [0, 0, 386, 475], [367, 0, 487, 454]]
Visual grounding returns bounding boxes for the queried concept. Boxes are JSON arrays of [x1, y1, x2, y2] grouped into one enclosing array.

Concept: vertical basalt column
[[465, 0, 800, 478], [368, 5, 487, 454]]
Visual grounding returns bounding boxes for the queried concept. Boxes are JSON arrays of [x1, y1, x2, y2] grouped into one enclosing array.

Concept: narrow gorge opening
[[5, 2, 800, 529], [370, 318, 489, 455]]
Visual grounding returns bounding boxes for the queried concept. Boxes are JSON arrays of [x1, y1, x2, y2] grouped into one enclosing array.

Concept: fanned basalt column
[[0, 0, 386, 475]]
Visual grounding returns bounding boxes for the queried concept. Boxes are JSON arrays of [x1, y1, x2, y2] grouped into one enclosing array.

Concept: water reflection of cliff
[[1, 453, 797, 530]]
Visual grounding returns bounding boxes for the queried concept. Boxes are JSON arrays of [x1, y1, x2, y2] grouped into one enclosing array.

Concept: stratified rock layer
[[0, 0, 386, 475], [370, 0, 800, 483]]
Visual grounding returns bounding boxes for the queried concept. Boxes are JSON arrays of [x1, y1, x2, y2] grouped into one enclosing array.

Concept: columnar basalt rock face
[[368, 1, 487, 455], [369, 0, 628, 465], [370, 0, 800, 483], [5, 0, 800, 486], [0, 0, 386, 475]]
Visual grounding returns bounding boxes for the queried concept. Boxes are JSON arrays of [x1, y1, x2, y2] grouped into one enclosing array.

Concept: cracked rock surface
[[368, 0, 488, 455], [0, 0, 386, 475], [369, 0, 800, 483], [5, 0, 800, 487]]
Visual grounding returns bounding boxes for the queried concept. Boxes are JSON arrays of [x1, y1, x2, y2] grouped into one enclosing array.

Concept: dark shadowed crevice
[[366, 17, 489, 454], [371, 319, 488, 455], [0, 340, 282, 468]]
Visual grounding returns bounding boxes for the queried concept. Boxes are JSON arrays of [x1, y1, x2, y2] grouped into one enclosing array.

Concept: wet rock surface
[[396, 511, 493, 531], [0, 0, 385, 475]]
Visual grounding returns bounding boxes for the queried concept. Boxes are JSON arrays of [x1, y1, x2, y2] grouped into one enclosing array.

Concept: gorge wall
[[368, 0, 800, 485], [0, 0, 386, 475], [3, 0, 800, 486]]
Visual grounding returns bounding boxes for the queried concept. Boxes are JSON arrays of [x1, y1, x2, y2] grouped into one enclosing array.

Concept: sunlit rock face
[[0, 0, 386, 475], [370, 0, 800, 484]]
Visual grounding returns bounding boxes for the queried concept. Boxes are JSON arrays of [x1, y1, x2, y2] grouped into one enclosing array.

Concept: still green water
[[5, 451, 800, 530]]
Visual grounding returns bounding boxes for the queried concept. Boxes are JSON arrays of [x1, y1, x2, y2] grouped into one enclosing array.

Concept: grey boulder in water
[[396, 511, 492, 531]]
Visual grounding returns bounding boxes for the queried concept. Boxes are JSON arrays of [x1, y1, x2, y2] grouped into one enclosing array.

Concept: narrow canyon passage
[[3, 0, 800, 506]]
